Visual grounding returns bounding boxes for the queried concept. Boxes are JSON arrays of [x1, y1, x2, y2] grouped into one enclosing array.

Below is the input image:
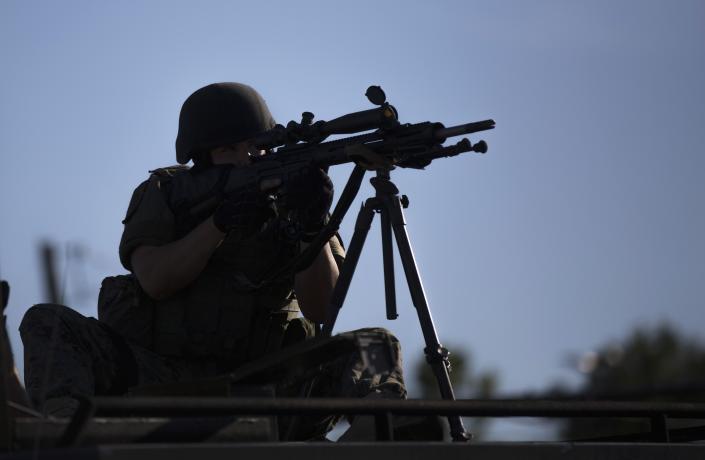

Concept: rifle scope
[[253, 105, 398, 149]]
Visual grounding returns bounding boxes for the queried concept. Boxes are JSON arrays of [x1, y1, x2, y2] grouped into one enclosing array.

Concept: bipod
[[322, 169, 471, 442]]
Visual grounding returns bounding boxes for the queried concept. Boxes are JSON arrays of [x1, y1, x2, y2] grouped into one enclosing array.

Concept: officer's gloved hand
[[283, 168, 334, 241], [213, 190, 275, 239]]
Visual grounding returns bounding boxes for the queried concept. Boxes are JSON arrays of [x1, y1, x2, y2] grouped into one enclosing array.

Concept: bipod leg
[[379, 182, 471, 442], [322, 198, 378, 337]]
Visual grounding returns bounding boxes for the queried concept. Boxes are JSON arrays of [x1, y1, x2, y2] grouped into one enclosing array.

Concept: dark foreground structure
[[5, 442, 705, 460], [3, 329, 705, 458], [3, 279, 705, 458], [4, 397, 705, 459]]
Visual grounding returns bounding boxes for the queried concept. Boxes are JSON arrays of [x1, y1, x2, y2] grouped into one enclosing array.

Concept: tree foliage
[[560, 323, 705, 440]]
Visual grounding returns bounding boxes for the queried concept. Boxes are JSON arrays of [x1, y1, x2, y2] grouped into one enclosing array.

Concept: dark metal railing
[[57, 397, 705, 446]]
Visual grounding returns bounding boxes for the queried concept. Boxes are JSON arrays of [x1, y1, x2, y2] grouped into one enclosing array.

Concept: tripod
[[321, 168, 470, 442]]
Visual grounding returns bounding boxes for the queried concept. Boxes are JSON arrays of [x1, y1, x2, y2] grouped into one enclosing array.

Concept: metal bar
[[575, 424, 705, 443], [499, 381, 705, 401], [384, 191, 469, 442], [57, 396, 95, 447], [385, 198, 443, 370], [379, 202, 397, 320], [87, 398, 705, 419], [374, 412, 393, 441], [6, 401, 43, 418], [669, 424, 705, 443], [650, 414, 670, 443]]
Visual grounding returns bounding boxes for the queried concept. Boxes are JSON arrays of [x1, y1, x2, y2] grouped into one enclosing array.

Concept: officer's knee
[[354, 327, 401, 346], [19, 303, 75, 337]]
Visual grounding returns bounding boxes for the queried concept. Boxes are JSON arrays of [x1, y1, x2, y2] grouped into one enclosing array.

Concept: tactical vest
[[101, 165, 314, 366]]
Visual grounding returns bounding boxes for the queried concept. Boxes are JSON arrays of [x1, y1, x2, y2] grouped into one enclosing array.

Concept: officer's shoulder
[[142, 164, 193, 189], [148, 164, 191, 178], [122, 165, 190, 224]]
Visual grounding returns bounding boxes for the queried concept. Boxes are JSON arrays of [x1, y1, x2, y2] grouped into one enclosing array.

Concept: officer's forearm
[[131, 216, 225, 300], [295, 243, 339, 323]]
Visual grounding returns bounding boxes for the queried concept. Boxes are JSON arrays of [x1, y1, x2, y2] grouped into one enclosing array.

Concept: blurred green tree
[[559, 323, 705, 440]]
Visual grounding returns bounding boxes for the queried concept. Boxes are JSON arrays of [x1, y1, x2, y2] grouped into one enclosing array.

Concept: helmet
[[175, 82, 276, 164]]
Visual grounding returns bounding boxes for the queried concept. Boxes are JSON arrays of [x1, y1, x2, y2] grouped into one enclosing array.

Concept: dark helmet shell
[[175, 82, 275, 164]]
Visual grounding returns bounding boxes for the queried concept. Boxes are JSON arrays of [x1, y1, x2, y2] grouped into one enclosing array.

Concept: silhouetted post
[[40, 241, 61, 304], [1, 280, 12, 451]]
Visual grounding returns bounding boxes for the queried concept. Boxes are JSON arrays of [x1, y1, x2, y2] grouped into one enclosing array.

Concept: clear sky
[[1, 0, 704, 440]]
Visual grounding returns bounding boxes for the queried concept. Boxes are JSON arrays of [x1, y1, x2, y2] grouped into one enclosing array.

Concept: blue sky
[[2, 0, 704, 439]]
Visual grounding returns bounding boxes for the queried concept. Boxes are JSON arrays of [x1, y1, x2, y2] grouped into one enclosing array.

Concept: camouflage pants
[[19, 303, 405, 439]]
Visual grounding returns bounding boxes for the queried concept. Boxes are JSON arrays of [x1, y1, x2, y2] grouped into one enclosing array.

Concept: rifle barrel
[[434, 119, 495, 140]]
